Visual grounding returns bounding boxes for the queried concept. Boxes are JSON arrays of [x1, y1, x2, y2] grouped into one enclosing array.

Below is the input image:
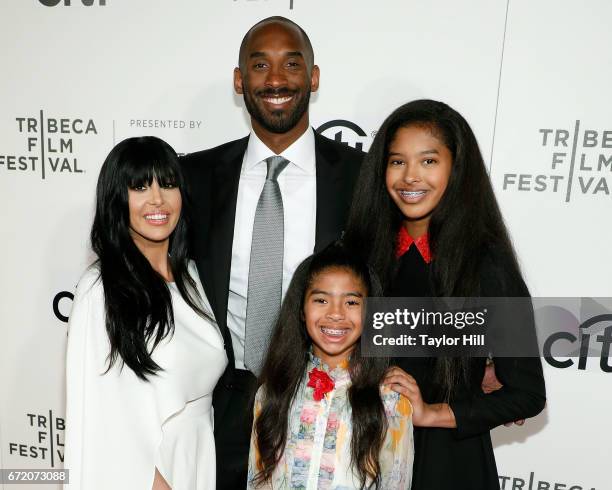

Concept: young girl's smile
[[386, 125, 452, 238], [303, 267, 367, 368]]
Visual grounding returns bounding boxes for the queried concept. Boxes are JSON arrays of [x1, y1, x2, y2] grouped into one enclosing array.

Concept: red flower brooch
[[307, 367, 335, 401]]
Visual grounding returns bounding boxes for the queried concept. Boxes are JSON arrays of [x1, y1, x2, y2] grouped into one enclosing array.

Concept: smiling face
[[128, 178, 182, 252], [303, 266, 366, 369], [385, 125, 453, 238], [234, 21, 319, 136]]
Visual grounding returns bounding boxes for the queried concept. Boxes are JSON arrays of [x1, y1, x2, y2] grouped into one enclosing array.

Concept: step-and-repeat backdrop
[[1, 1, 610, 489]]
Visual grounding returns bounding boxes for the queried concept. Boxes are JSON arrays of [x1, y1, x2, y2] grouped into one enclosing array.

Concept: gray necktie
[[244, 156, 290, 376]]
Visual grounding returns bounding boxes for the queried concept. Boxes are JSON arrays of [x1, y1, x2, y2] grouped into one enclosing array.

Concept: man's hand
[[481, 360, 503, 394], [482, 360, 525, 426]]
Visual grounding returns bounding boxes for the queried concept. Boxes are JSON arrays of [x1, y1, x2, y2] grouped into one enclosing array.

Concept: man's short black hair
[[238, 16, 314, 72]]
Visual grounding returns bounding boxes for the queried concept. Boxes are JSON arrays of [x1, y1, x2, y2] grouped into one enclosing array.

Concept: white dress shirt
[[227, 128, 317, 369]]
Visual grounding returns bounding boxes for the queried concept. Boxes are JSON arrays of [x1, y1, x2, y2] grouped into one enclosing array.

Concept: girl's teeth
[[321, 327, 347, 336], [400, 191, 426, 197], [146, 214, 167, 220]]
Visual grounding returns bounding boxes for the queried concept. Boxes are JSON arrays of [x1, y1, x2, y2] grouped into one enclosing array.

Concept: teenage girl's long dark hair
[[344, 99, 525, 397], [90, 136, 210, 381], [252, 242, 389, 489]]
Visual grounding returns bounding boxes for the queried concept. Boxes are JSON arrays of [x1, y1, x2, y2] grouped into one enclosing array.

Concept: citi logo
[[316, 120, 368, 152], [232, 0, 294, 9], [543, 313, 612, 373], [53, 291, 74, 323], [39, 0, 106, 6]]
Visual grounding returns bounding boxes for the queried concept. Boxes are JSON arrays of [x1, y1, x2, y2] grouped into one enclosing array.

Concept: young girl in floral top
[[248, 242, 413, 490]]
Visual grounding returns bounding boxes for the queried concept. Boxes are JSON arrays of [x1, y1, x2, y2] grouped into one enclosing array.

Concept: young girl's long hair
[[344, 99, 525, 397], [90, 136, 210, 380], [253, 242, 389, 489]]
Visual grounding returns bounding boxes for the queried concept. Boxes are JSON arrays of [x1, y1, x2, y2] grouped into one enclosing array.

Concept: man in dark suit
[[181, 16, 363, 489]]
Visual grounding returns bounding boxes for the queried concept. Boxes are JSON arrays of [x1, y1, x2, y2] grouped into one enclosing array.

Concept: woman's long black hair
[[253, 242, 389, 489], [344, 99, 525, 398], [90, 136, 210, 381]]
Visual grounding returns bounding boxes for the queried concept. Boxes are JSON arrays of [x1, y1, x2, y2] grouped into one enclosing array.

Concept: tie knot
[[265, 156, 290, 182]]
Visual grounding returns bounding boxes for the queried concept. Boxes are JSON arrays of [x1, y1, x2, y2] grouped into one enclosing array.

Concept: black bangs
[[126, 159, 179, 189], [117, 137, 181, 189]]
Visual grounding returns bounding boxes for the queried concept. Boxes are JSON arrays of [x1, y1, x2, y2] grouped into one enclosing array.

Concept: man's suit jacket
[[181, 131, 364, 426]]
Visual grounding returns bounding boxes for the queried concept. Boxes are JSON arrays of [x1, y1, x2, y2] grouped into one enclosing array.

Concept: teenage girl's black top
[[391, 239, 546, 490]]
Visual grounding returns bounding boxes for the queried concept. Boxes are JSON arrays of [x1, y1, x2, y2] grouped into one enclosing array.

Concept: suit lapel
[[314, 132, 347, 252], [202, 137, 247, 345]]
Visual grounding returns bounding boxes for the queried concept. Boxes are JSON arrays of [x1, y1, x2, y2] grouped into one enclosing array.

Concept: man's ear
[[233, 67, 244, 95], [310, 65, 320, 93]]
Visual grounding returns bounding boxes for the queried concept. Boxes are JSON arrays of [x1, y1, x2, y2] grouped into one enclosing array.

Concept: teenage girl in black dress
[[344, 99, 546, 490]]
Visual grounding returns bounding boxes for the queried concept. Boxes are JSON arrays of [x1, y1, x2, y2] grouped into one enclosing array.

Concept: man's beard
[[243, 84, 311, 134]]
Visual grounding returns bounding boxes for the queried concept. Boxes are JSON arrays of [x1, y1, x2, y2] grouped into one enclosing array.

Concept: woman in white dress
[[64, 136, 227, 490]]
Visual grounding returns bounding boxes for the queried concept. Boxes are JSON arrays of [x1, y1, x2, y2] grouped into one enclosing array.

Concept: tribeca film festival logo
[[8, 411, 65, 467], [1, 111, 98, 179], [502, 121, 611, 201], [499, 471, 596, 490], [316, 120, 369, 152]]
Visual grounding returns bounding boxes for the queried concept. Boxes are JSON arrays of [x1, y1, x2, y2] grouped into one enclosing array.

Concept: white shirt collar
[[243, 127, 316, 175]]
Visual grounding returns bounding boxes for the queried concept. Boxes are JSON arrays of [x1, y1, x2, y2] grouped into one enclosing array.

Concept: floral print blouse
[[247, 354, 414, 489]]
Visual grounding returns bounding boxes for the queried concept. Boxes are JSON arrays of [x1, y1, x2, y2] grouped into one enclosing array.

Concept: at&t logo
[[316, 120, 369, 152]]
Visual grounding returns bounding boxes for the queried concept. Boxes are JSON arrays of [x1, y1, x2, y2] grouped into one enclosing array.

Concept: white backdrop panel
[[491, 2, 611, 489]]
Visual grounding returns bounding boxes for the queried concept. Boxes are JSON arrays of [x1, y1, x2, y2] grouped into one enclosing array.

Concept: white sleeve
[[64, 270, 161, 490], [63, 271, 93, 489]]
